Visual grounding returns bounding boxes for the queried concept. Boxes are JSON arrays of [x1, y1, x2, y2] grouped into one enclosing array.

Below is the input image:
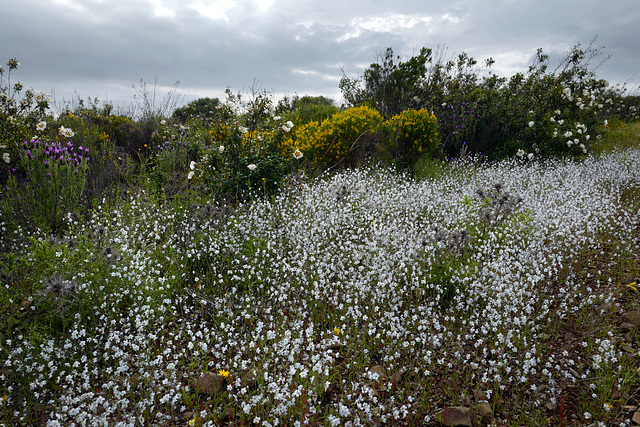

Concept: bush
[[343, 41, 625, 161], [284, 105, 383, 169], [1, 138, 89, 233], [276, 95, 340, 126], [382, 108, 439, 170], [163, 90, 303, 205]]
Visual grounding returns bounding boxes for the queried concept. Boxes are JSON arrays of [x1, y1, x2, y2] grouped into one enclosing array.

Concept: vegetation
[[0, 40, 639, 426]]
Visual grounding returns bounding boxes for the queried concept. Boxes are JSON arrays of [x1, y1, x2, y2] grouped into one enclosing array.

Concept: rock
[[127, 373, 140, 390], [368, 365, 386, 382], [475, 401, 493, 423], [624, 310, 640, 328], [620, 322, 636, 333], [435, 406, 472, 427], [392, 369, 404, 384], [192, 372, 225, 395], [568, 368, 581, 378], [219, 407, 234, 423], [472, 389, 488, 401], [242, 370, 259, 389]]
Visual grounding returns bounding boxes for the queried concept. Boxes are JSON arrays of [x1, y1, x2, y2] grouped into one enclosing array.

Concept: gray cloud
[[2, 0, 638, 110]]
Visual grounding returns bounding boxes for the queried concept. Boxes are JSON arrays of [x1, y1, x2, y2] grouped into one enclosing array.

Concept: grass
[[1, 142, 640, 426], [592, 120, 640, 154]]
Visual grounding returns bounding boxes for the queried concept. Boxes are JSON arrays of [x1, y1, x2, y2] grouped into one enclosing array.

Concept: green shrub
[[284, 105, 383, 169], [2, 138, 89, 233], [382, 108, 439, 169]]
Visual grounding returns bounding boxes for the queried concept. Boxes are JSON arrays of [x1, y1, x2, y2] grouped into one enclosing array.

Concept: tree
[[339, 47, 432, 118], [172, 97, 221, 123]]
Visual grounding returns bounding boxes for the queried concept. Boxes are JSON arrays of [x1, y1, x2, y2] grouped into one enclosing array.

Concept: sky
[[2, 0, 639, 114]]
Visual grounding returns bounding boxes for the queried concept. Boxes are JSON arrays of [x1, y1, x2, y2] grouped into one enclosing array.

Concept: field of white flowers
[[2, 148, 640, 426]]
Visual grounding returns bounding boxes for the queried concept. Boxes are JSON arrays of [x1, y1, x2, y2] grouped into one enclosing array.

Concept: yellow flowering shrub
[[285, 106, 383, 165], [383, 108, 439, 168]]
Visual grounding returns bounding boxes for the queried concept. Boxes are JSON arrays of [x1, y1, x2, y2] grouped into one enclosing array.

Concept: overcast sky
[[2, 0, 639, 113]]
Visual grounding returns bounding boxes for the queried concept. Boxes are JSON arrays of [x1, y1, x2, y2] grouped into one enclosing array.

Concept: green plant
[[340, 47, 432, 119], [1, 138, 89, 234], [382, 108, 439, 170], [284, 105, 383, 170], [0, 59, 51, 152]]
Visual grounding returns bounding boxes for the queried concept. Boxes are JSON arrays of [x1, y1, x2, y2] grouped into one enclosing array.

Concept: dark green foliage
[[173, 97, 221, 123], [276, 95, 340, 125], [340, 47, 432, 119]]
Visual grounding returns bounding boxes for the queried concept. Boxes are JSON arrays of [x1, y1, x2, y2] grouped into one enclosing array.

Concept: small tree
[[340, 47, 432, 118], [173, 97, 221, 123]]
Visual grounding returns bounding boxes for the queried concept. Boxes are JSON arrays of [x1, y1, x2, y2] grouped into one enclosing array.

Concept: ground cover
[[2, 147, 640, 426]]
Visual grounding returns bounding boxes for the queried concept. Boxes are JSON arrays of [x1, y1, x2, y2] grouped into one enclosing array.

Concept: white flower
[[527, 153, 534, 160], [239, 126, 248, 134], [558, 119, 565, 125], [2, 153, 10, 163], [528, 121, 534, 128], [563, 87, 572, 97], [160, 120, 166, 125], [248, 164, 257, 171], [219, 145, 225, 154], [567, 140, 573, 147], [550, 117, 555, 122], [604, 119, 608, 127], [59, 126, 75, 138], [554, 109, 561, 115], [293, 149, 303, 159], [516, 149, 525, 158], [36, 121, 47, 131], [563, 131, 573, 138], [36, 92, 50, 103], [190, 161, 196, 170], [273, 115, 281, 121], [596, 134, 602, 140], [282, 121, 294, 132], [585, 134, 590, 140], [187, 171, 195, 180]]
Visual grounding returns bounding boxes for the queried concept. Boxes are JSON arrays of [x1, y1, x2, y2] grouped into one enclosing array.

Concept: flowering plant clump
[[0, 58, 52, 182], [1, 137, 89, 233], [177, 90, 301, 204], [382, 108, 439, 169], [342, 41, 630, 161], [284, 105, 383, 168], [2, 149, 640, 425]]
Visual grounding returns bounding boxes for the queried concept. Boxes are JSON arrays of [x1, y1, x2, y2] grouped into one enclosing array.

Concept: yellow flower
[[334, 328, 341, 336], [188, 418, 196, 426], [627, 281, 638, 292], [219, 369, 230, 378]]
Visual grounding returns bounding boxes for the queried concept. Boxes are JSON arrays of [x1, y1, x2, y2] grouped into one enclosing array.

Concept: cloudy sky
[[2, 0, 639, 113]]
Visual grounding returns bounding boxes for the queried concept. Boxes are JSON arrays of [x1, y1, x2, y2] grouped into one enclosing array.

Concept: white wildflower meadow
[[2, 149, 640, 425]]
